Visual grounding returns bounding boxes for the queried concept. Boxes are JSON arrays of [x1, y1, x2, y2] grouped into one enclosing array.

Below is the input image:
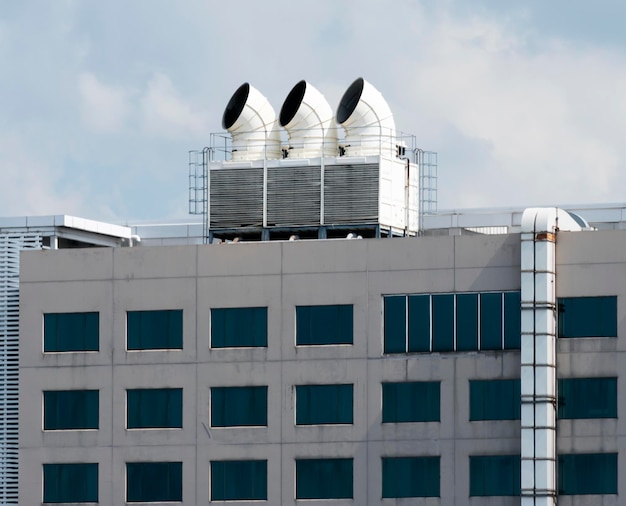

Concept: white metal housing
[[222, 83, 281, 161], [279, 80, 338, 158], [336, 77, 397, 157]]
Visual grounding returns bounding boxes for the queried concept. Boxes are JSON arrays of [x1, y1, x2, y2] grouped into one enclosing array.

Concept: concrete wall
[[20, 234, 525, 505]]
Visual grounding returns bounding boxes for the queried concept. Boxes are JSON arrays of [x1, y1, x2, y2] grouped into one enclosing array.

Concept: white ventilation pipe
[[279, 80, 338, 158], [222, 82, 281, 161], [336, 77, 397, 157], [520, 207, 584, 506]]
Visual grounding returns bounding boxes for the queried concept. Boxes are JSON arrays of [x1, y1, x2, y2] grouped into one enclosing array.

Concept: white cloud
[[139, 73, 207, 140], [78, 72, 132, 133]]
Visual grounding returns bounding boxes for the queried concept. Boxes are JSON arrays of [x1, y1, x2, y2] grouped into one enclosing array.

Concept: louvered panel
[[210, 168, 263, 228], [267, 166, 321, 226], [324, 163, 379, 224], [0, 234, 42, 504]]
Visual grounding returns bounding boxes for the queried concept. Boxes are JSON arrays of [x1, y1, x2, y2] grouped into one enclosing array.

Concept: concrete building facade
[[16, 216, 626, 505]]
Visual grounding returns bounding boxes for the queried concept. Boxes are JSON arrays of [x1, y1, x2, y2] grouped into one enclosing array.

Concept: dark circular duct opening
[[280, 80, 307, 127], [222, 82, 250, 130], [336, 77, 365, 125]]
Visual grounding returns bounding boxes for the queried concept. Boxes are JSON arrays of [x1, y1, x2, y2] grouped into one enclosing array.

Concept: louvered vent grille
[[0, 234, 42, 504], [324, 163, 379, 224], [210, 168, 263, 228], [267, 166, 321, 226]]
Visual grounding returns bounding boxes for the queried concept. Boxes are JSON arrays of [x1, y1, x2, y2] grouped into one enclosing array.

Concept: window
[[295, 458, 353, 499], [43, 463, 98, 503], [43, 390, 98, 430], [382, 457, 440, 498], [296, 305, 353, 345], [210, 386, 267, 427], [382, 382, 440, 423], [43, 312, 99, 352], [210, 460, 267, 501], [384, 291, 520, 354], [126, 462, 182, 503], [469, 455, 520, 496], [558, 453, 617, 495], [296, 384, 353, 425], [470, 379, 520, 421], [558, 377, 617, 419], [211, 307, 267, 348], [127, 388, 182, 429], [127, 310, 183, 350], [558, 296, 617, 338]]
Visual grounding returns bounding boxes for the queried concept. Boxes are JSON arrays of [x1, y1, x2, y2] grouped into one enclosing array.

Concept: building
[[12, 78, 626, 504]]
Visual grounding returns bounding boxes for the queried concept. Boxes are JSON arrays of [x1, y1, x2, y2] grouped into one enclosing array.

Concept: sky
[[1, 0, 626, 223]]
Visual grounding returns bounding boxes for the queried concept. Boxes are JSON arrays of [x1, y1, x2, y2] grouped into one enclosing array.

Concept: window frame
[[295, 384, 354, 426], [43, 462, 98, 503], [381, 456, 440, 498], [210, 385, 268, 428], [126, 309, 183, 351], [210, 306, 268, 349], [210, 460, 268, 501], [295, 458, 353, 500], [126, 388, 183, 429], [126, 461, 183, 503], [43, 389, 99, 431], [381, 381, 441, 423], [43, 312, 99, 353], [295, 304, 354, 346], [383, 291, 521, 354]]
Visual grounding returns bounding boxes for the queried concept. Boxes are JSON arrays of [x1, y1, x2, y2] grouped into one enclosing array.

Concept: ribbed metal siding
[[209, 162, 380, 229], [210, 168, 263, 228], [0, 234, 42, 504], [267, 166, 320, 226], [324, 163, 379, 224]]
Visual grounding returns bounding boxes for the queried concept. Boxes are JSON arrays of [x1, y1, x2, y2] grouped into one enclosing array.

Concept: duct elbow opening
[[337, 77, 397, 158], [222, 82, 281, 161], [279, 80, 338, 159]]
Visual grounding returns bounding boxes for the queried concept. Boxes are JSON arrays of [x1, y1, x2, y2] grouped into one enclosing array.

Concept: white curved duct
[[222, 82, 281, 161], [279, 80, 338, 158], [336, 77, 397, 157]]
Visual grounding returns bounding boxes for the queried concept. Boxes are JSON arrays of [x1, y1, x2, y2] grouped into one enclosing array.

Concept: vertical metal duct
[[336, 77, 397, 157], [222, 82, 281, 161], [520, 208, 584, 506], [279, 80, 338, 158]]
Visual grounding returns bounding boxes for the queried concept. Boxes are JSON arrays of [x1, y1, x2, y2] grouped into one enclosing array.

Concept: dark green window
[[43, 463, 98, 503], [558, 296, 617, 338], [296, 458, 353, 499], [296, 384, 353, 425], [457, 293, 478, 351], [432, 294, 454, 352], [383, 292, 521, 354], [382, 382, 440, 423], [296, 305, 353, 345], [44, 312, 99, 352], [558, 377, 617, 419], [211, 386, 267, 427], [126, 462, 182, 503], [470, 379, 520, 421], [211, 307, 267, 348], [211, 460, 267, 501], [127, 388, 182, 429], [127, 309, 182, 350], [384, 296, 406, 353], [470, 455, 520, 496], [504, 291, 521, 349], [382, 457, 440, 498], [43, 390, 98, 430], [480, 293, 503, 350], [558, 453, 617, 495]]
